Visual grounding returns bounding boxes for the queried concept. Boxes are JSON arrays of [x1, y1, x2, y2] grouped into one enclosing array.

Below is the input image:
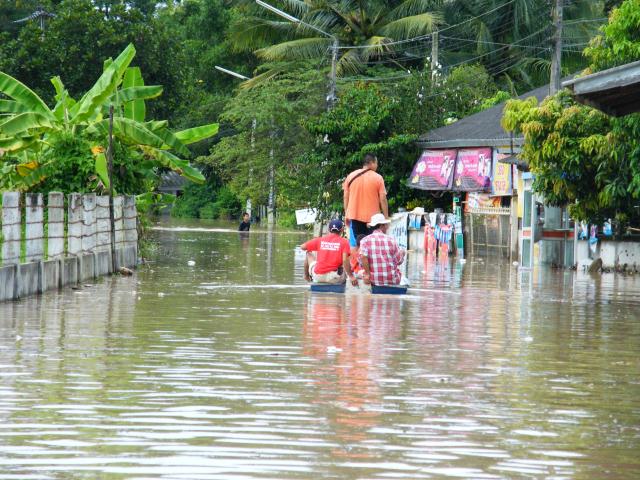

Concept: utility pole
[[431, 31, 439, 80], [267, 121, 276, 226], [328, 38, 339, 110], [550, 0, 563, 95], [107, 106, 117, 273], [256, 1, 338, 110], [214, 65, 254, 219]]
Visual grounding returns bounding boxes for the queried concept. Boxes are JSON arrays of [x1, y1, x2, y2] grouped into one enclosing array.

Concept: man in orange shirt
[[343, 153, 389, 250]]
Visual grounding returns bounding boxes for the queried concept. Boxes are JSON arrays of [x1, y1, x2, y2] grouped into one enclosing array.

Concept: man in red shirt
[[359, 213, 406, 286], [301, 219, 358, 286]]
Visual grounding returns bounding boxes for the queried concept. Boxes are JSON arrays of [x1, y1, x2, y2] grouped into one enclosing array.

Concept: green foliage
[[229, 0, 441, 77], [305, 65, 500, 214], [0, 0, 186, 120], [502, 0, 640, 227], [584, 0, 640, 71], [0, 44, 218, 193], [172, 183, 242, 220], [203, 67, 325, 211]]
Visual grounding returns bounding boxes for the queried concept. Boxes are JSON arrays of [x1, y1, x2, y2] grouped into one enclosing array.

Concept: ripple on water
[[0, 225, 639, 479]]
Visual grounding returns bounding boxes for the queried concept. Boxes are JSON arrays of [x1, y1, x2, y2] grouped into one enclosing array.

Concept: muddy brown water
[[1, 220, 639, 479]]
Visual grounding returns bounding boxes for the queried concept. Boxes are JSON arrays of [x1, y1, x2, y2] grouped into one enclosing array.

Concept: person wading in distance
[[343, 153, 389, 255]]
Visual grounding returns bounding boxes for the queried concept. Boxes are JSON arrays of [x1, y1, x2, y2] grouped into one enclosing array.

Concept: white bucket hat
[[410, 207, 425, 215], [368, 213, 391, 227]]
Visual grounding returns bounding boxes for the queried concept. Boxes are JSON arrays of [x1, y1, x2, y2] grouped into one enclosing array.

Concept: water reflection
[[0, 222, 639, 479]]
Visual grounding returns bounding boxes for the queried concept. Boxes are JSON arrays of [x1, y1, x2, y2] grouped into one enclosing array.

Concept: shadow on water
[[0, 220, 639, 479]]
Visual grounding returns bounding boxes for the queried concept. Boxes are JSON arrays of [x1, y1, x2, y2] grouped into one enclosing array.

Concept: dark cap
[[328, 219, 344, 233]]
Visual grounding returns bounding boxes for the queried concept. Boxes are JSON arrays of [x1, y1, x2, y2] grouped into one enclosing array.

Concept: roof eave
[[416, 137, 525, 149]]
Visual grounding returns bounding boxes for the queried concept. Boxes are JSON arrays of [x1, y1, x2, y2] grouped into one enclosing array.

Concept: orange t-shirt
[[343, 169, 386, 223]]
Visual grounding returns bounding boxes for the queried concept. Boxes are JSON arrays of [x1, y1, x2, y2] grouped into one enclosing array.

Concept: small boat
[[310, 283, 407, 295], [310, 283, 346, 294], [371, 285, 408, 295]]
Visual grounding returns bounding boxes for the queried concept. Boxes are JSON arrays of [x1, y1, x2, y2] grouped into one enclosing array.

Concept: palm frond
[[386, 0, 438, 22], [280, 0, 311, 17], [228, 17, 298, 52], [361, 36, 394, 61], [337, 48, 365, 76], [379, 12, 440, 40], [239, 66, 289, 90], [256, 37, 333, 61]]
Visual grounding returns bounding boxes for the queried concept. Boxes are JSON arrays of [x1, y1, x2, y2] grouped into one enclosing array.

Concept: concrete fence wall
[[576, 238, 640, 269], [0, 191, 138, 302]]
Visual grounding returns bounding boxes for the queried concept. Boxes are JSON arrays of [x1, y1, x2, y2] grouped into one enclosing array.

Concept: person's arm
[[379, 191, 389, 218], [343, 181, 350, 224], [342, 252, 358, 286], [361, 255, 371, 285], [389, 238, 405, 266], [378, 178, 389, 217]]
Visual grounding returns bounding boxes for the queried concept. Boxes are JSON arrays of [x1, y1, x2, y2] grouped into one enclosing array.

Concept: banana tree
[[0, 43, 218, 192]]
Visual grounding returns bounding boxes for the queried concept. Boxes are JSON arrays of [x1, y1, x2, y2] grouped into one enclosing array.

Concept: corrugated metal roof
[[417, 83, 552, 149], [158, 171, 187, 191], [563, 60, 640, 117]]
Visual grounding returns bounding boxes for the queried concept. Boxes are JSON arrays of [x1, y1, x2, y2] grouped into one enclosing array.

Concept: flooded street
[[1, 220, 639, 479]]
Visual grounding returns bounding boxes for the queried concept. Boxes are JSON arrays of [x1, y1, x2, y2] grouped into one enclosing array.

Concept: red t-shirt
[[303, 233, 350, 274]]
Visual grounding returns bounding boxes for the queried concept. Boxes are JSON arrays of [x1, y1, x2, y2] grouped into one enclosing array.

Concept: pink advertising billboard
[[408, 149, 456, 190], [453, 148, 492, 191]]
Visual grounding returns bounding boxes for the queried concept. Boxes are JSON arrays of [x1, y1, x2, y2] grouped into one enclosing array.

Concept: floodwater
[[1, 220, 639, 479]]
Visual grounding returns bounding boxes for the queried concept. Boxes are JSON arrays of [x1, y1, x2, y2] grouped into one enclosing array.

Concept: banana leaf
[[153, 127, 191, 157], [174, 123, 219, 145], [0, 136, 38, 152], [0, 112, 52, 136], [94, 152, 110, 188], [141, 146, 205, 183], [122, 67, 146, 122], [110, 117, 170, 149], [0, 72, 54, 119], [113, 86, 163, 105], [51, 76, 76, 121], [70, 44, 136, 124], [0, 100, 31, 114]]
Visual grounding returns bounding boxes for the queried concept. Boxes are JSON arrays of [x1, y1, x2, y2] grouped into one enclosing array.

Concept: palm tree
[[439, 0, 605, 88], [229, 0, 442, 78]]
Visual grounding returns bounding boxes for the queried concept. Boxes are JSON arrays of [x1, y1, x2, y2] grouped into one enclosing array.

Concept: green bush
[[172, 183, 241, 220], [172, 182, 217, 218], [198, 203, 218, 219]]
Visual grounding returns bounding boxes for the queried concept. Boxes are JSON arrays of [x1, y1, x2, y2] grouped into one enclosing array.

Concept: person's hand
[[363, 272, 371, 285], [345, 218, 350, 227], [304, 272, 311, 282], [349, 276, 358, 287]]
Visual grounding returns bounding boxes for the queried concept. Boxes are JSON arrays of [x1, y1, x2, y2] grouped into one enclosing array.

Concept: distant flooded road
[[1, 219, 639, 479]]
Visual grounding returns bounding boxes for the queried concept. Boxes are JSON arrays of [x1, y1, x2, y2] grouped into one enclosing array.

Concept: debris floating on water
[[187, 260, 196, 266]]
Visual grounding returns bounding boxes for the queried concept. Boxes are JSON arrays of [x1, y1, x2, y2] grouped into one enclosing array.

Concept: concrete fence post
[[123, 195, 138, 247], [114, 196, 125, 248], [1, 192, 21, 265], [82, 193, 97, 254], [47, 192, 65, 259], [68, 193, 83, 256], [25, 193, 44, 262], [95, 196, 111, 251]]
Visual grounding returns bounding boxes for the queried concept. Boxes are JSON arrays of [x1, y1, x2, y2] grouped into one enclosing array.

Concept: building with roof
[[411, 82, 574, 268], [563, 60, 640, 117]]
